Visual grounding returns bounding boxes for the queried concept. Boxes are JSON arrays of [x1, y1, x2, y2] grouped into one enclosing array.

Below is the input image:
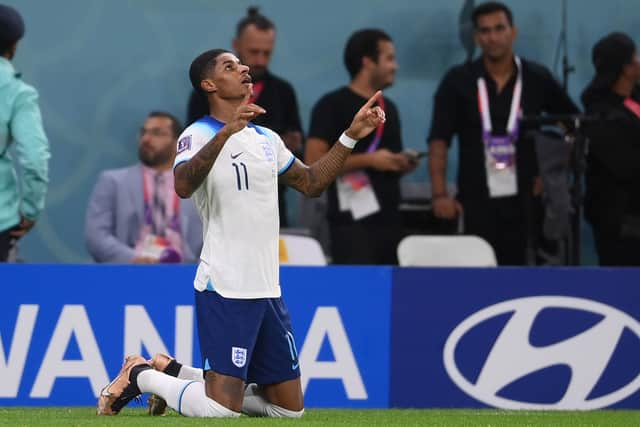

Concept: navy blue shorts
[[195, 290, 301, 384]]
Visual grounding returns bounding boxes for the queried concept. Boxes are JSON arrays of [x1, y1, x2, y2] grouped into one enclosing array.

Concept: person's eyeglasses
[[139, 127, 171, 138]]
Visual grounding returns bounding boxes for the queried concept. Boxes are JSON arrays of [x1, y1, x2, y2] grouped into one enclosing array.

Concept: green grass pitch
[[1, 408, 639, 426]]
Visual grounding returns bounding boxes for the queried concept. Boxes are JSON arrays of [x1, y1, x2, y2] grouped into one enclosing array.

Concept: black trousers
[[0, 229, 13, 262], [462, 196, 532, 266], [329, 222, 402, 265], [592, 224, 640, 266]]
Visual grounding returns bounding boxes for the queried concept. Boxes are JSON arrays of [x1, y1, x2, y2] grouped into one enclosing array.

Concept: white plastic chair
[[397, 235, 497, 267], [279, 234, 327, 266]]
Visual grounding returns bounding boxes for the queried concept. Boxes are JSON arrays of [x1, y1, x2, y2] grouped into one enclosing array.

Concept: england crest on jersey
[[232, 347, 247, 368], [260, 140, 275, 163]]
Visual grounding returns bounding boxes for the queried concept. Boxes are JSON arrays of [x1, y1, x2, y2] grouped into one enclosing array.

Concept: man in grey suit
[[85, 111, 202, 263]]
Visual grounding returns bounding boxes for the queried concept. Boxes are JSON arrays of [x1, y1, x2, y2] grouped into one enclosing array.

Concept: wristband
[[338, 132, 358, 149]]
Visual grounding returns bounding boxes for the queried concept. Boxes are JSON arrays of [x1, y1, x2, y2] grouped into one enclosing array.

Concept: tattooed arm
[[174, 89, 266, 198], [281, 91, 386, 197], [281, 144, 353, 197], [174, 128, 232, 198]]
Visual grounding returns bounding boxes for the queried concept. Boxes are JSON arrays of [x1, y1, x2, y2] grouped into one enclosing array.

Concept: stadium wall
[[1, 265, 638, 409], [5, 0, 640, 263]]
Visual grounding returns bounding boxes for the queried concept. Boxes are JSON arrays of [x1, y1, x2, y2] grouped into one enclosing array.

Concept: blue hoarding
[[3, 264, 639, 410], [390, 268, 640, 409], [0, 265, 391, 408]]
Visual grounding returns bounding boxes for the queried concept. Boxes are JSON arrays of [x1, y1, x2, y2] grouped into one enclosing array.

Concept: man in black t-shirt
[[427, 2, 578, 265], [187, 7, 302, 227], [582, 33, 640, 266], [306, 29, 417, 265]]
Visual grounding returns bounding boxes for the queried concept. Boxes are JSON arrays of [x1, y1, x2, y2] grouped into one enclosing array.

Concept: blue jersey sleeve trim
[[251, 124, 268, 137], [174, 121, 219, 171], [278, 155, 295, 176], [200, 116, 225, 133], [177, 381, 198, 415], [173, 159, 189, 171]]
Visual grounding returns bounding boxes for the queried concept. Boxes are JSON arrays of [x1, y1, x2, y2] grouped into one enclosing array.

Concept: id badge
[[350, 184, 380, 220], [486, 135, 516, 170], [337, 172, 380, 220], [336, 176, 353, 212], [485, 136, 517, 197]]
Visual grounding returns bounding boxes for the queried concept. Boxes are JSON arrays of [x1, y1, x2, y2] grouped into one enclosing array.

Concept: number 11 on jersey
[[232, 162, 249, 190]]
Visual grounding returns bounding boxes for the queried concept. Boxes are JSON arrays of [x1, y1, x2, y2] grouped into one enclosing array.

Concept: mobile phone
[[403, 150, 428, 160]]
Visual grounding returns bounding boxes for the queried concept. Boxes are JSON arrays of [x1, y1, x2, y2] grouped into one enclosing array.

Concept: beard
[[483, 46, 511, 62], [138, 146, 172, 168], [371, 72, 394, 91]]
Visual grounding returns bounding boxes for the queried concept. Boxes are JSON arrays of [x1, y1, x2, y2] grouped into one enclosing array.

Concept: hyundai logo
[[443, 296, 640, 409]]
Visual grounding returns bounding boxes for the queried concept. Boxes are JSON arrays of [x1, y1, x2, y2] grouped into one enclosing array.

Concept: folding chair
[[279, 234, 327, 266], [397, 235, 497, 267]]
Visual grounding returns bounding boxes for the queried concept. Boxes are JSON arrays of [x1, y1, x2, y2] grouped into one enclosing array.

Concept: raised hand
[[225, 84, 266, 134], [345, 90, 386, 140]]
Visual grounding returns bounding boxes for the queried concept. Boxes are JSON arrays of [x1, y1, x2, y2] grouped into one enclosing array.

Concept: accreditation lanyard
[[142, 171, 181, 236], [477, 56, 522, 170], [624, 97, 640, 119]]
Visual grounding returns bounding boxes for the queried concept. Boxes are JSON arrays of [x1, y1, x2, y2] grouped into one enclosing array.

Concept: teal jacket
[[0, 57, 49, 232]]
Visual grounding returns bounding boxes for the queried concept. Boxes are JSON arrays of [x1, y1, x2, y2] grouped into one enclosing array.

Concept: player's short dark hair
[[147, 111, 182, 137], [343, 29, 392, 79], [472, 1, 514, 28], [236, 6, 275, 38], [189, 48, 231, 94]]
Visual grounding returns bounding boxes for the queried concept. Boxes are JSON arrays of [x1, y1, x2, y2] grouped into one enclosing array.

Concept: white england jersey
[[174, 116, 295, 298]]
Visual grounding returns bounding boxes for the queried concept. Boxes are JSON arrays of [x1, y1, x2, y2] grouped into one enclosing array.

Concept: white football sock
[[179, 380, 240, 417], [137, 370, 239, 417], [242, 383, 304, 418], [177, 365, 204, 382]]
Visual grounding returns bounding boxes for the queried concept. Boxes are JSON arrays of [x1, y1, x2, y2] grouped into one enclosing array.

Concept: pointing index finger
[[242, 84, 253, 104], [363, 90, 382, 109]]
